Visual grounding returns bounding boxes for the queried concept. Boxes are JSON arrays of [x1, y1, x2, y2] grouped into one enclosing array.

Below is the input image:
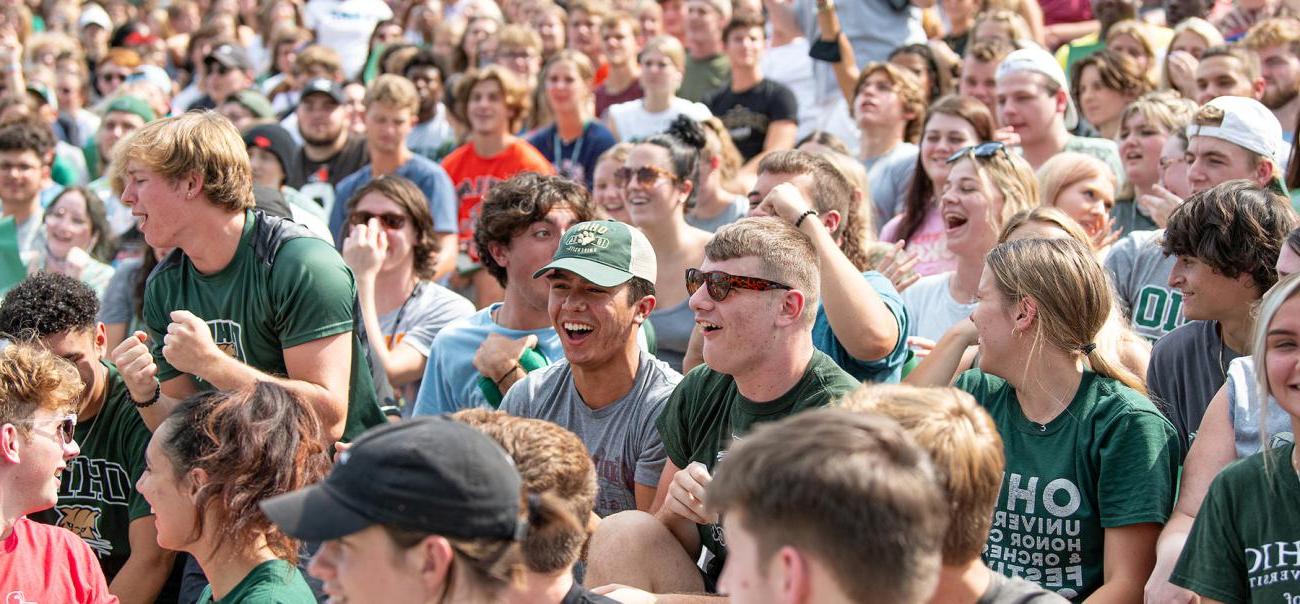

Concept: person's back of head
[[838, 385, 1004, 566], [452, 409, 597, 575], [707, 408, 947, 604], [1163, 179, 1298, 300]]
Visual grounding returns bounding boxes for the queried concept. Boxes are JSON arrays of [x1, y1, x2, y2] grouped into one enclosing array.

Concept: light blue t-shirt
[[412, 304, 564, 415], [812, 270, 910, 383], [329, 154, 458, 244]]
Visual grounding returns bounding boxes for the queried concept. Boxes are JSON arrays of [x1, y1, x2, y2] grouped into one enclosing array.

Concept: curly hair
[[0, 273, 99, 340], [0, 117, 55, 159], [345, 175, 440, 280], [161, 382, 330, 564], [475, 173, 598, 287], [1163, 180, 1298, 295], [0, 342, 83, 425]]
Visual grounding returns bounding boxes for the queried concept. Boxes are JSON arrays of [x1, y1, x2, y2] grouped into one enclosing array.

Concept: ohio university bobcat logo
[[207, 320, 247, 362], [55, 505, 111, 557]]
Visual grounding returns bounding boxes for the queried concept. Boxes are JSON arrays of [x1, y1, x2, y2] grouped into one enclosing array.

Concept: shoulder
[[429, 308, 494, 350], [526, 125, 556, 148], [1151, 320, 1212, 355], [400, 154, 450, 177], [510, 140, 552, 163], [272, 234, 347, 273], [336, 166, 370, 190], [954, 369, 1010, 398], [440, 143, 473, 167], [809, 351, 861, 393]]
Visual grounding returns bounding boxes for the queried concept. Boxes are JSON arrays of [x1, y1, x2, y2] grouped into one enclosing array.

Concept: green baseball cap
[[533, 220, 657, 287]]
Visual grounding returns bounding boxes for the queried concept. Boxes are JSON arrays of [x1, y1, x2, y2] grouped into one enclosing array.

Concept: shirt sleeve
[[636, 408, 670, 487], [268, 238, 357, 349], [655, 375, 697, 470], [97, 263, 137, 325], [426, 165, 459, 234], [1096, 406, 1179, 527], [771, 83, 798, 123], [1169, 470, 1249, 602]]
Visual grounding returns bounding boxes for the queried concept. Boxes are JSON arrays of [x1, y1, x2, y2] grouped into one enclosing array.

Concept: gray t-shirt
[[648, 299, 694, 372], [902, 272, 976, 343], [980, 570, 1070, 604], [865, 142, 919, 227], [686, 195, 749, 233], [795, 0, 925, 104], [1104, 230, 1184, 341], [1225, 356, 1294, 459], [364, 281, 475, 406], [1147, 319, 1242, 460], [502, 352, 681, 517], [98, 258, 143, 327]]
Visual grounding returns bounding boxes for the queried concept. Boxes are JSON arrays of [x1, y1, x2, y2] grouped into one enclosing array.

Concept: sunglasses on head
[[685, 268, 792, 302], [12, 414, 77, 445], [614, 165, 677, 188], [350, 211, 408, 230], [946, 141, 1008, 164]]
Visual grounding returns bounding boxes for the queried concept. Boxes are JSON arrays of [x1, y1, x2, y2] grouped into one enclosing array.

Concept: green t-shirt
[[656, 350, 860, 581], [144, 210, 384, 440], [1171, 443, 1300, 602], [679, 54, 731, 103], [31, 361, 151, 580], [956, 370, 1178, 602], [196, 559, 315, 603]]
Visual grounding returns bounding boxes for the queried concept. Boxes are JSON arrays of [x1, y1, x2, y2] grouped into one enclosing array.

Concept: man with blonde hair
[[330, 74, 459, 279], [107, 111, 384, 443], [839, 385, 1067, 603], [1242, 18, 1300, 135], [586, 217, 859, 601]]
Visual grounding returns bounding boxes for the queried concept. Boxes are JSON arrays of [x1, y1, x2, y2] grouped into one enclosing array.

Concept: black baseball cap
[[299, 78, 345, 105], [261, 417, 525, 542]]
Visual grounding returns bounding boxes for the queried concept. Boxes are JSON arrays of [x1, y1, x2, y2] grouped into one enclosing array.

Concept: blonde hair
[[972, 9, 1033, 44], [0, 342, 82, 426], [639, 35, 685, 72], [956, 149, 1039, 229], [454, 65, 533, 134], [364, 73, 420, 115], [986, 238, 1147, 394], [1037, 152, 1117, 212], [110, 111, 255, 212], [837, 384, 1003, 565], [854, 62, 927, 143], [807, 148, 877, 269], [697, 116, 744, 192], [998, 206, 1092, 245], [1106, 20, 1159, 71], [705, 217, 820, 324], [1242, 17, 1300, 53]]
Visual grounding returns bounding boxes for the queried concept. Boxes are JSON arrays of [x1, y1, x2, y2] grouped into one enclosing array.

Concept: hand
[[161, 310, 222, 377], [1143, 577, 1198, 604], [1166, 51, 1198, 98], [876, 240, 920, 292], [592, 584, 659, 604], [663, 461, 716, 525], [341, 219, 388, 281], [908, 336, 937, 359], [472, 332, 537, 381], [753, 182, 815, 226], [1088, 213, 1122, 251], [332, 441, 352, 464], [109, 331, 159, 402], [993, 126, 1021, 148], [1137, 184, 1183, 229], [63, 247, 90, 279], [947, 317, 980, 348]]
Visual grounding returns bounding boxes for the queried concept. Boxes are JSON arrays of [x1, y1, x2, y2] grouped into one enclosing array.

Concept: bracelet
[[494, 360, 522, 385], [794, 209, 819, 228], [133, 382, 161, 409]]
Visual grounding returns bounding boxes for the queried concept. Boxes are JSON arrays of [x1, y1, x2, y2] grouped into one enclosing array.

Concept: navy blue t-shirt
[[527, 121, 617, 190]]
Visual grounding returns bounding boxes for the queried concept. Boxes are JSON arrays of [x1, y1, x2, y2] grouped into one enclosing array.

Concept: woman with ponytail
[[265, 417, 584, 604], [624, 115, 713, 371], [684, 117, 750, 233], [136, 382, 329, 603], [952, 237, 1179, 601]]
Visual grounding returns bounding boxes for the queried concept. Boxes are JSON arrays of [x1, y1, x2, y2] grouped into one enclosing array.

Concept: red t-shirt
[[441, 139, 556, 254], [1, 517, 118, 603]]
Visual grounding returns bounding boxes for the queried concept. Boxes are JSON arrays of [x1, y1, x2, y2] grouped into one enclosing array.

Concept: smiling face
[[1077, 64, 1131, 133], [1051, 176, 1115, 236], [1195, 55, 1257, 105], [545, 60, 589, 116], [1167, 255, 1262, 321], [940, 157, 1004, 257], [602, 22, 639, 67], [593, 157, 630, 222], [11, 405, 80, 516], [920, 112, 980, 186], [44, 191, 98, 261], [996, 72, 1062, 146], [1265, 293, 1300, 416], [467, 78, 512, 137], [546, 270, 648, 368], [1186, 136, 1264, 194], [960, 59, 1000, 115], [625, 144, 687, 226], [136, 421, 201, 552], [690, 255, 789, 377], [0, 149, 47, 208], [1118, 111, 1168, 188]]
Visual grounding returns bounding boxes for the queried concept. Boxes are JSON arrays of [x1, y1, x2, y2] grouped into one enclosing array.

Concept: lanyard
[[386, 281, 421, 350], [553, 121, 588, 171]]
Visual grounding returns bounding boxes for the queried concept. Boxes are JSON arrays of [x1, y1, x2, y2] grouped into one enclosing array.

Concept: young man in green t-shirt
[[585, 215, 860, 601], [0, 273, 174, 602], [107, 111, 383, 443]]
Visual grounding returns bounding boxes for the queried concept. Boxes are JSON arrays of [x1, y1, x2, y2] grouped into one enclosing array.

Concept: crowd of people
[[2, 0, 1300, 602]]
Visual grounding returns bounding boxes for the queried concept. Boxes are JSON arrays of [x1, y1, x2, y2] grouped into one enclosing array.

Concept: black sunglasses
[[946, 141, 1008, 164], [350, 211, 408, 230], [685, 268, 792, 302], [12, 414, 77, 445]]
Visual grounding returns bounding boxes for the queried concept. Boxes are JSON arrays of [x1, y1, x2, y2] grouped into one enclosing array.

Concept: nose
[[308, 541, 339, 581], [63, 438, 80, 459], [687, 277, 714, 313]]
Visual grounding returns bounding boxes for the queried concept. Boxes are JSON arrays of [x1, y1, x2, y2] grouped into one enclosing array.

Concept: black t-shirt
[[704, 78, 798, 162], [288, 136, 370, 189]]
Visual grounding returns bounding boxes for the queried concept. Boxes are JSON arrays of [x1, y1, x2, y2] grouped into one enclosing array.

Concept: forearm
[[198, 354, 347, 440], [804, 220, 899, 360], [682, 325, 704, 373], [654, 506, 702, 558], [814, 7, 860, 105], [904, 332, 972, 386], [1083, 580, 1144, 603], [109, 550, 176, 604], [1044, 20, 1098, 49]]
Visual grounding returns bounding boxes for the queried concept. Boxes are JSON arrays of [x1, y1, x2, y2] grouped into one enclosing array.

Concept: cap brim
[[533, 258, 632, 287], [260, 482, 374, 542], [300, 89, 342, 104]]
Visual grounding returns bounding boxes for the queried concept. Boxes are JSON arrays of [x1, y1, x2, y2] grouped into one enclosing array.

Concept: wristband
[[494, 359, 522, 385], [794, 208, 819, 229], [133, 382, 160, 409], [808, 38, 842, 63]]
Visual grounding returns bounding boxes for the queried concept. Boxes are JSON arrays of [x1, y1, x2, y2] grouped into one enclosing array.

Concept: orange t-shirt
[[441, 139, 556, 252]]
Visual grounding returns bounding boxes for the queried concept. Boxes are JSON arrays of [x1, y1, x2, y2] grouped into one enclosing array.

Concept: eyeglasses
[[614, 165, 677, 188], [946, 141, 1008, 164], [685, 268, 792, 302], [350, 211, 408, 230], [11, 414, 77, 445]]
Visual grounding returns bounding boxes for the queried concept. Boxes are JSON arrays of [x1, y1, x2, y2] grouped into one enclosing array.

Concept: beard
[[1263, 82, 1300, 109], [300, 122, 345, 146]]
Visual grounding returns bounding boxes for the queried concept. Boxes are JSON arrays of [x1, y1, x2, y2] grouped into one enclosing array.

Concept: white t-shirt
[[303, 0, 394, 77], [607, 97, 713, 142], [901, 272, 977, 343]]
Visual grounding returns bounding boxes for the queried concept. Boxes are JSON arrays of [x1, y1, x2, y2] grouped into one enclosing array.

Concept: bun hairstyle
[[642, 115, 706, 205]]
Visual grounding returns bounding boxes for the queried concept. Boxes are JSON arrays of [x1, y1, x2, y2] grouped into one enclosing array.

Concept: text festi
[[982, 473, 1086, 600]]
